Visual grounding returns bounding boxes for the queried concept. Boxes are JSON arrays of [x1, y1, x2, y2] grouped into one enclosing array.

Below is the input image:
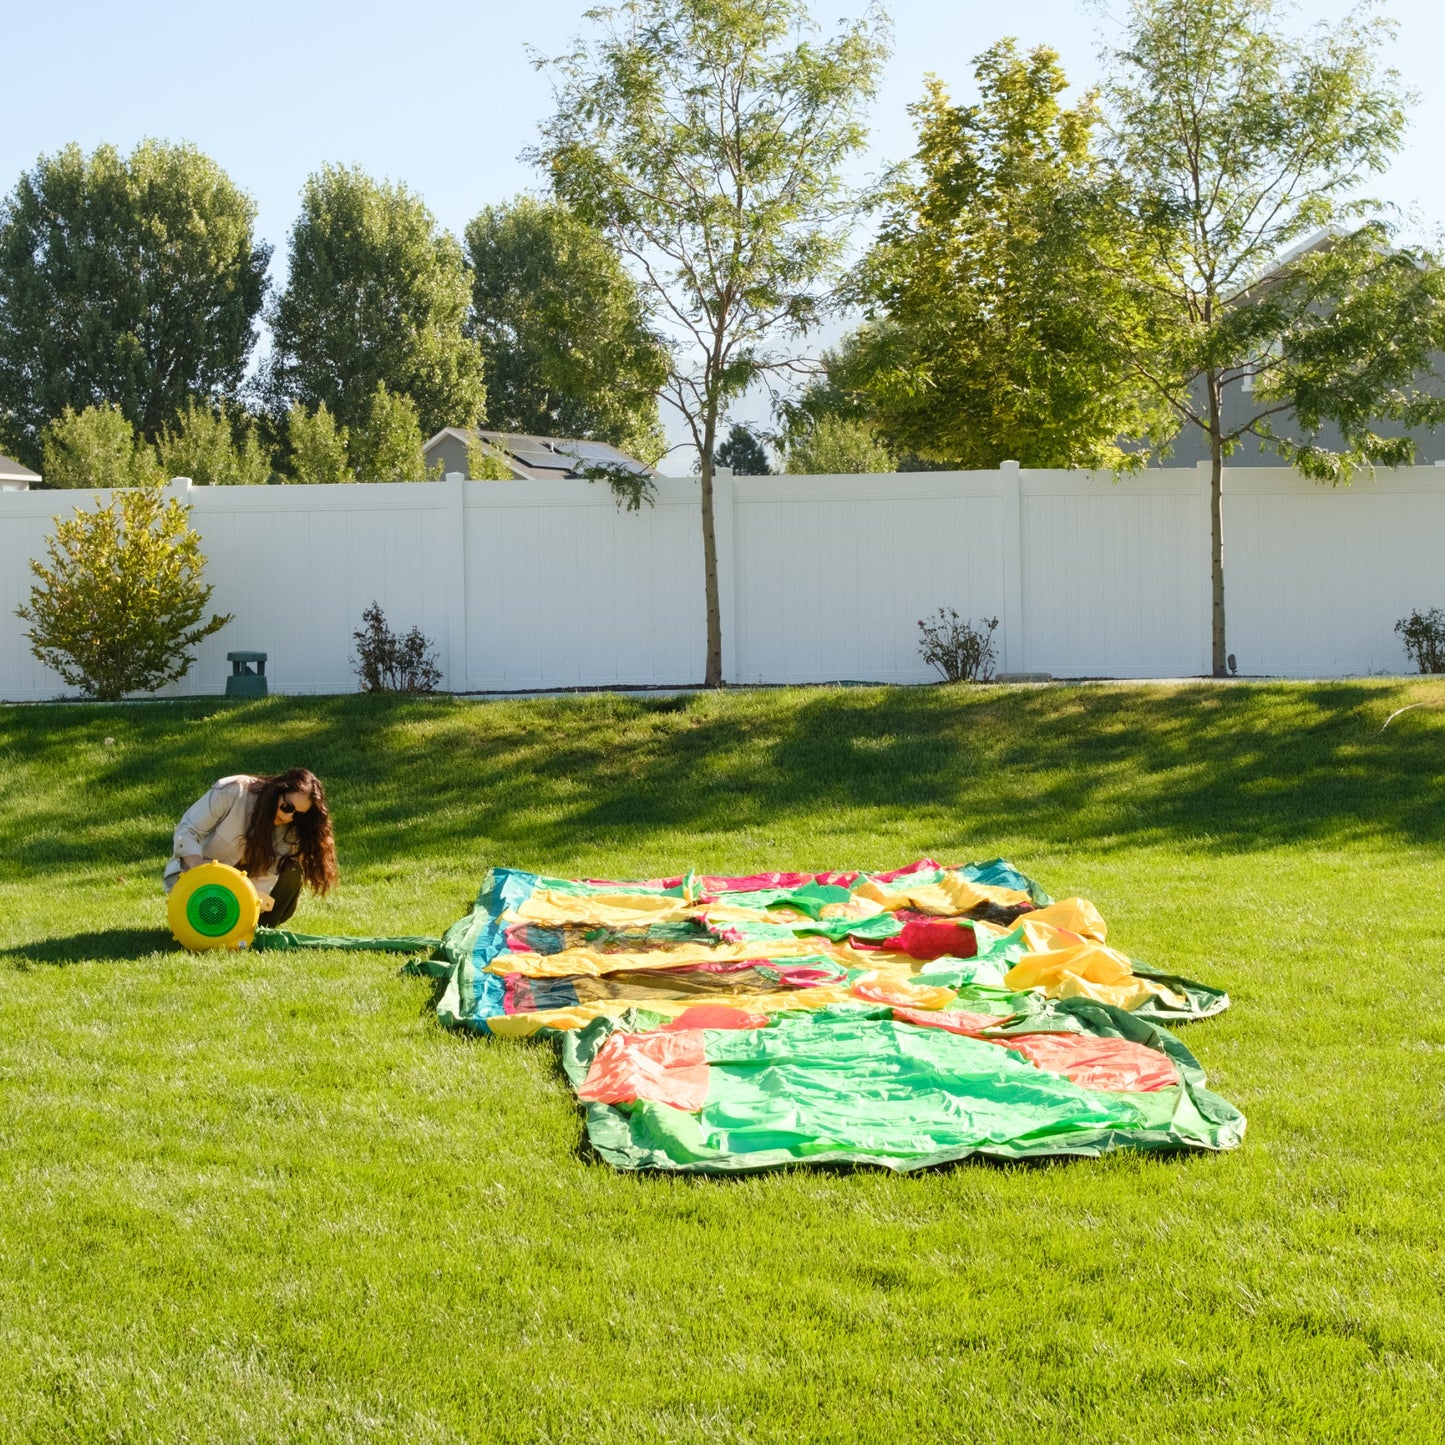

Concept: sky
[[3, 0, 1442, 459]]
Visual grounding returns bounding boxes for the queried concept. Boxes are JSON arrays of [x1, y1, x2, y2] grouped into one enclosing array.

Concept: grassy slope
[[0, 682, 1442, 1444]]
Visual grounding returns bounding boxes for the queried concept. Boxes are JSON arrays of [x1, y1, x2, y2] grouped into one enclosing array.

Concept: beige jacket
[[162, 775, 296, 896]]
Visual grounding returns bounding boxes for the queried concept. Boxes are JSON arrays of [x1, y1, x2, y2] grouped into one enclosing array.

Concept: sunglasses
[[276, 794, 302, 816]]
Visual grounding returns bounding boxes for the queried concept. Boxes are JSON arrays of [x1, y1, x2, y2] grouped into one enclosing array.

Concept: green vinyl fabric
[[252, 927, 441, 954], [560, 1001, 1243, 1173]]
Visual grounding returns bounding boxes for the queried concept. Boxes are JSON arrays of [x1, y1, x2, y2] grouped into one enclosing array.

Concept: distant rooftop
[[423, 428, 655, 481], [0, 454, 39, 489]]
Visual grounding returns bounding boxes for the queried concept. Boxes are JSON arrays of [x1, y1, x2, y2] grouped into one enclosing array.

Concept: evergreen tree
[[715, 424, 772, 476]]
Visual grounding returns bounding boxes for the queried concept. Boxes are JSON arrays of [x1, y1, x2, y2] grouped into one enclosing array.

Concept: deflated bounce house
[[188, 857, 1246, 1173]]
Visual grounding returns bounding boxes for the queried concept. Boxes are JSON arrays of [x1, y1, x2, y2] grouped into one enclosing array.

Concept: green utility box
[[225, 651, 269, 699]]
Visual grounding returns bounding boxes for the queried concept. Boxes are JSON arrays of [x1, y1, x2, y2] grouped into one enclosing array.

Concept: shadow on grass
[[414, 970, 454, 1018], [512, 680, 1445, 859], [2, 927, 174, 968], [3, 683, 1444, 881]]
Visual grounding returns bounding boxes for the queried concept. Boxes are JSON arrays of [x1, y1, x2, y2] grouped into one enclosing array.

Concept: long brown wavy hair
[[239, 768, 338, 895]]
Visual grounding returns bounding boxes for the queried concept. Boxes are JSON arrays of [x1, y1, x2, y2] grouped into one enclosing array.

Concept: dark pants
[[268, 858, 303, 926]]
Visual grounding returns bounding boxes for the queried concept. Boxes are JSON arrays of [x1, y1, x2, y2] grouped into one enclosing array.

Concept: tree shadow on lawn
[[3, 683, 1442, 883], [2, 926, 174, 968], [537, 681, 1445, 860]]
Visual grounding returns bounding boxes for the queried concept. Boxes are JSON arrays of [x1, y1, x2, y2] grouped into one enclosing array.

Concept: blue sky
[[4, 1, 1441, 454]]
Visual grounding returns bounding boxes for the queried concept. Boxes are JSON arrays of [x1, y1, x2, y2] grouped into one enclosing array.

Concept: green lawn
[[1, 682, 1442, 1443]]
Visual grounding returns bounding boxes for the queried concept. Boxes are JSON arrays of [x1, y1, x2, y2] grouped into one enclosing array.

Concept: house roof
[[423, 428, 655, 482], [1224, 225, 1387, 306], [0, 453, 40, 487]]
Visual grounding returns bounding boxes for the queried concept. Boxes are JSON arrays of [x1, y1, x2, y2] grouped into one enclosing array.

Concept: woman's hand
[[259, 895, 275, 913]]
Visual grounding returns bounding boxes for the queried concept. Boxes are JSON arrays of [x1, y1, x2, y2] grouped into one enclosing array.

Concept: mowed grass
[[1, 681, 1443, 1444]]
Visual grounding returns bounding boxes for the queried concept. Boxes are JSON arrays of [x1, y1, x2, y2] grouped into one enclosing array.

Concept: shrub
[[286, 401, 352, 484], [39, 404, 161, 489], [16, 484, 232, 698], [351, 384, 431, 483], [155, 399, 272, 486], [785, 415, 894, 475], [352, 601, 442, 693], [465, 438, 514, 480], [1395, 608, 1445, 674], [286, 401, 354, 485], [917, 608, 999, 683]]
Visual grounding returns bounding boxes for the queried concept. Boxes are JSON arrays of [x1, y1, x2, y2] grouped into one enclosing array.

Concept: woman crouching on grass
[[163, 769, 338, 926]]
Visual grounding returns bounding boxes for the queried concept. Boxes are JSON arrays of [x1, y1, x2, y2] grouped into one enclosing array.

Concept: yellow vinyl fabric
[[432, 859, 1228, 1038]]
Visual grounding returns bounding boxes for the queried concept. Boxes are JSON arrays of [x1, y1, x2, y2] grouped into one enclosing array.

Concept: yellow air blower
[[168, 861, 262, 951]]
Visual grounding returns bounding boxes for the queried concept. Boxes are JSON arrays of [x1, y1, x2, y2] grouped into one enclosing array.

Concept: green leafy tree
[[715, 423, 772, 475], [465, 437, 515, 480], [155, 399, 272, 486], [777, 327, 887, 444], [0, 140, 270, 466], [465, 197, 668, 462], [40, 404, 161, 489], [854, 44, 1167, 469], [785, 414, 893, 474], [351, 383, 430, 482], [267, 165, 486, 437], [16, 485, 232, 699], [535, 0, 888, 686], [285, 402, 352, 484], [1102, 0, 1445, 675]]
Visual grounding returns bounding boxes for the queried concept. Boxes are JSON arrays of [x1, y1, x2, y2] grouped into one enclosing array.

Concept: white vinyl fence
[[2, 462, 1443, 700]]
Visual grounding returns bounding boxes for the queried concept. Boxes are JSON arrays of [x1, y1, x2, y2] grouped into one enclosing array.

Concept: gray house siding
[[1158, 380, 1445, 467], [427, 432, 472, 477]]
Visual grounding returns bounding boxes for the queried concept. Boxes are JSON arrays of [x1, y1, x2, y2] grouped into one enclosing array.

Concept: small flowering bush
[[1395, 608, 1445, 674], [352, 601, 442, 693], [917, 608, 999, 683]]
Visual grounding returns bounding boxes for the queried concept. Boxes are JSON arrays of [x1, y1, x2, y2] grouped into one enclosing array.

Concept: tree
[[351, 383, 429, 482], [40, 405, 161, 490], [155, 400, 272, 486], [0, 141, 270, 467], [465, 196, 668, 462], [1102, 0, 1445, 675], [16, 484, 232, 699], [465, 437, 515, 480], [535, 0, 888, 685], [285, 402, 352, 484], [267, 166, 486, 438], [715, 423, 772, 475], [784, 414, 893, 474], [851, 45, 1167, 469]]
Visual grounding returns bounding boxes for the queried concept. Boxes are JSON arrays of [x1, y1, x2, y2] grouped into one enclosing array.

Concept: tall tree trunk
[[699, 409, 723, 687], [1207, 370, 1227, 678]]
